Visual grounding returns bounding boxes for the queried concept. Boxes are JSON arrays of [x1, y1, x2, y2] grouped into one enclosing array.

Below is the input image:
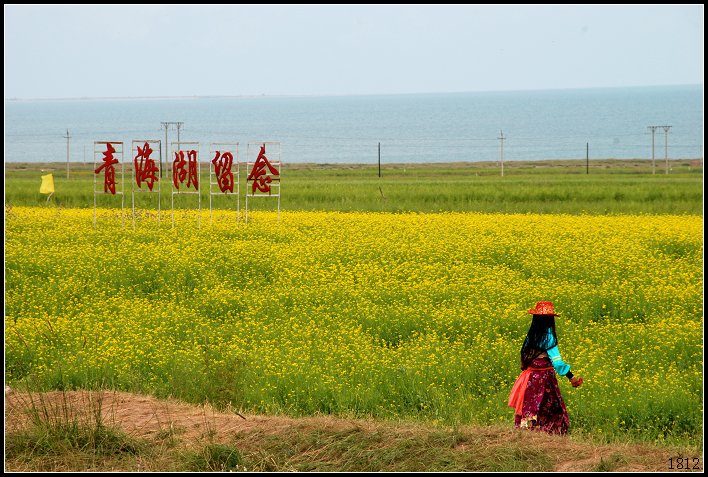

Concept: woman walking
[[508, 301, 583, 434]]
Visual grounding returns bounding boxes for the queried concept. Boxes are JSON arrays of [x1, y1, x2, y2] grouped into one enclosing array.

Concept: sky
[[3, 4, 704, 99]]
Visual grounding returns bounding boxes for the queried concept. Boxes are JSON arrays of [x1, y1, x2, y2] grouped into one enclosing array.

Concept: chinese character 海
[[134, 142, 159, 191]]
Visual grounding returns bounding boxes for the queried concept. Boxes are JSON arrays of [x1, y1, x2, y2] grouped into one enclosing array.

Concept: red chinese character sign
[[213, 151, 235, 193], [131, 140, 162, 229], [93, 141, 125, 228], [209, 143, 240, 224], [134, 141, 159, 191], [95, 142, 120, 194], [171, 142, 201, 228], [247, 145, 280, 194], [245, 142, 281, 223], [173, 149, 199, 191]]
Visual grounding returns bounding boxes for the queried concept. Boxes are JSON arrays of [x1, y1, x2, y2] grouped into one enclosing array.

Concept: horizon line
[[4, 83, 702, 103]]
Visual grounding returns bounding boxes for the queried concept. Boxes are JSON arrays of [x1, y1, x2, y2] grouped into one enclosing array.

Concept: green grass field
[[4, 158, 703, 214]]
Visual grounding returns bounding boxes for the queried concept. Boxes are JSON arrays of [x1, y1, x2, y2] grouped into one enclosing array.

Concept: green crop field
[[5, 158, 703, 445], [4, 158, 703, 449]]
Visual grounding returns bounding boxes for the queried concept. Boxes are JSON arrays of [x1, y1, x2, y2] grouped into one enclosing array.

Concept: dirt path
[[5, 389, 377, 444], [4, 389, 703, 472]]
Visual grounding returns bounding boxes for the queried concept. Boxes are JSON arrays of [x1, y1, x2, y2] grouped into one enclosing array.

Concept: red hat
[[527, 301, 559, 316]]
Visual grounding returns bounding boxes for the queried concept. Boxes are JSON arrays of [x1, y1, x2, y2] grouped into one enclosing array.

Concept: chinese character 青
[[95, 143, 120, 194]]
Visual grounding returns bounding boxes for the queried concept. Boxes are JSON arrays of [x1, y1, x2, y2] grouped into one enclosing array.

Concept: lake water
[[4, 85, 703, 164]]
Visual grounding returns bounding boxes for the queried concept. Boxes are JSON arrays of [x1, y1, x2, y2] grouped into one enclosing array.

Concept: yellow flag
[[40, 173, 55, 194]]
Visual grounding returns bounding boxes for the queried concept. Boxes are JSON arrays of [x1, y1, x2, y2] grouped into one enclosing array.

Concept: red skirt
[[510, 357, 569, 435]]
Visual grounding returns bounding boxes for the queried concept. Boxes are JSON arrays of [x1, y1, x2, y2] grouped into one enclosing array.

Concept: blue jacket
[[546, 331, 572, 377]]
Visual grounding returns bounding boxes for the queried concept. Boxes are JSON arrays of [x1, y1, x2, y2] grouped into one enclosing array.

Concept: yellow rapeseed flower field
[[4, 206, 703, 445]]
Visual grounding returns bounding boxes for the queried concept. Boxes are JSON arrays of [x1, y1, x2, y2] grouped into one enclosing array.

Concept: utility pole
[[586, 142, 589, 174], [662, 125, 672, 174], [378, 142, 381, 178], [498, 130, 505, 177], [647, 126, 659, 174], [64, 129, 71, 179], [160, 122, 184, 177]]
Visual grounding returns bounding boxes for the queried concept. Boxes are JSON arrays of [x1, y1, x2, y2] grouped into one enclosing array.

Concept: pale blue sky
[[4, 4, 704, 99]]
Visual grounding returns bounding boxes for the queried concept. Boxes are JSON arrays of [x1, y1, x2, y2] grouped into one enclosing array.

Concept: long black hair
[[520, 314, 558, 370]]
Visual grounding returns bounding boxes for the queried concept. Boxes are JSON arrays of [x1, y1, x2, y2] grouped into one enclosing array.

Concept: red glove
[[571, 376, 584, 388]]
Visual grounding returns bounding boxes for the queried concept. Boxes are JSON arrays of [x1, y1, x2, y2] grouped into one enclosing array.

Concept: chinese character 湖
[[173, 150, 199, 190]]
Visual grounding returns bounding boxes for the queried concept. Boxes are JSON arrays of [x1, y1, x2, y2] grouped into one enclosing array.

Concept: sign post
[[171, 141, 201, 228], [93, 141, 125, 228], [209, 142, 240, 224], [131, 140, 162, 229], [245, 142, 281, 223]]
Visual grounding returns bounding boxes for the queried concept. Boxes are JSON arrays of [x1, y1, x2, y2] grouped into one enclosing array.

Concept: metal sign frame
[[131, 139, 162, 229], [171, 141, 201, 228], [93, 141, 125, 228], [245, 141, 281, 223], [209, 142, 240, 225]]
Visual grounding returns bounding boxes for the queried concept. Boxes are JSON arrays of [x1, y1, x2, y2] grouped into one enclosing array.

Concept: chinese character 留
[[95, 143, 120, 194], [212, 151, 235, 193], [134, 142, 159, 191], [247, 144, 279, 194], [173, 150, 199, 190]]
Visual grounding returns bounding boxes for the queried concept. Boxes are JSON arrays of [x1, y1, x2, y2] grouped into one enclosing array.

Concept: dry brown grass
[[4, 389, 703, 472]]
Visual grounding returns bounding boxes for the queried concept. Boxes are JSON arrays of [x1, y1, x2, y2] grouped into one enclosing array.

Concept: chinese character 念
[[95, 143, 119, 194], [173, 150, 199, 190], [247, 144, 279, 194], [212, 151, 234, 193], [134, 142, 159, 191]]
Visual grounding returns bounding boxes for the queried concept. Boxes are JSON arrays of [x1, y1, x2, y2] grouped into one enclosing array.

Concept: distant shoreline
[[4, 83, 701, 103]]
